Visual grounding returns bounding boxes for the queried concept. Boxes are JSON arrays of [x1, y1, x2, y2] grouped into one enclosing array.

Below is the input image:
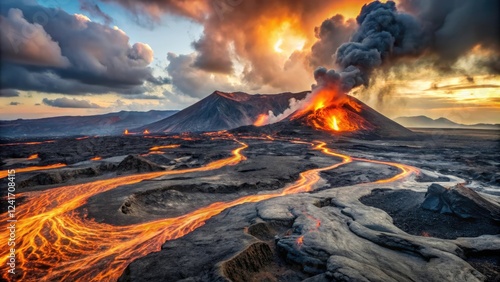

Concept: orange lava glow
[[0, 163, 66, 179], [0, 138, 420, 281], [253, 114, 267, 126], [90, 156, 102, 161], [149, 144, 180, 151], [124, 129, 129, 135], [75, 136, 89, 140], [355, 158, 420, 184], [296, 235, 304, 247], [0, 140, 56, 147], [27, 154, 39, 160], [292, 87, 370, 132], [306, 103, 369, 132], [331, 116, 339, 131], [143, 129, 150, 135]]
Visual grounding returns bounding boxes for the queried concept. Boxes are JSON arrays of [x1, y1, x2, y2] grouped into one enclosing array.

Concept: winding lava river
[[0, 138, 418, 281]]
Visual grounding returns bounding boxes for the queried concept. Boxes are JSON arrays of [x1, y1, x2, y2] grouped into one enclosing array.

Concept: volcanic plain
[[0, 126, 498, 282]]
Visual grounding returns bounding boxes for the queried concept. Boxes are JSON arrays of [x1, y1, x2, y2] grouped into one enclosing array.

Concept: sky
[[0, 0, 499, 124]]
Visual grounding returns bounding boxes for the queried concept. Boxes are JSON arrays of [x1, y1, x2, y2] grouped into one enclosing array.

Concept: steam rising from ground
[[255, 94, 311, 125]]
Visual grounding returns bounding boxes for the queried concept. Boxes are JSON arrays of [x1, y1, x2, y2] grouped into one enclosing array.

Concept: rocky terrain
[[1, 126, 498, 281]]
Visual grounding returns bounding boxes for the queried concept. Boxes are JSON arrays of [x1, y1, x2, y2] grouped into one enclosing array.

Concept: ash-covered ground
[[0, 128, 498, 281]]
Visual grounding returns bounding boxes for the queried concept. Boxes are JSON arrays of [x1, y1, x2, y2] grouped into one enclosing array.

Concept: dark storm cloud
[[79, 0, 113, 25], [0, 63, 151, 95], [9, 102, 21, 106], [0, 89, 20, 97], [42, 97, 102, 108], [0, 0, 169, 95], [309, 15, 356, 68]]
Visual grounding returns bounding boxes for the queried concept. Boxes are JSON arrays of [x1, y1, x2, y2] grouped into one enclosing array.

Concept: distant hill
[[395, 116, 499, 130], [0, 110, 178, 138], [137, 91, 309, 133]]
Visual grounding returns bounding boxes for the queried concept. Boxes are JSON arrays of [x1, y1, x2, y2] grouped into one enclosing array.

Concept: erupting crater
[[288, 94, 412, 138]]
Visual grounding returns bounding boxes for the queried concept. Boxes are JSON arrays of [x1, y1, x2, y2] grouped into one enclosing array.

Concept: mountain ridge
[[136, 91, 309, 133], [0, 110, 178, 138], [395, 116, 499, 129]]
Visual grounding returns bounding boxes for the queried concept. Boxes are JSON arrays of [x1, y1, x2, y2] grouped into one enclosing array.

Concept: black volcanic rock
[[117, 155, 165, 173], [421, 183, 500, 221], [136, 91, 309, 133]]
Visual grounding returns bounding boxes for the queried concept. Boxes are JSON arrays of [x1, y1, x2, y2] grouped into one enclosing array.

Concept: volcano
[[138, 90, 412, 138], [286, 95, 414, 138], [136, 91, 308, 133]]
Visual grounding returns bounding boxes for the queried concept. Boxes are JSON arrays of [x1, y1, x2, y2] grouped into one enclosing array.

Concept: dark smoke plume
[[323, 1, 423, 92], [316, 0, 499, 93]]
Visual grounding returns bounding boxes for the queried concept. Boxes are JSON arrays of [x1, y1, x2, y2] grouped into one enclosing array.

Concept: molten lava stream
[[0, 141, 248, 281], [0, 163, 67, 179], [0, 140, 56, 147], [353, 157, 420, 183]]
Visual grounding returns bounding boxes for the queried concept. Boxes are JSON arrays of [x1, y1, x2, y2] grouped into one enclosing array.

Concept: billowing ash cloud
[[333, 1, 424, 91], [309, 15, 356, 69], [317, 0, 499, 93], [42, 97, 102, 108], [0, 0, 168, 95]]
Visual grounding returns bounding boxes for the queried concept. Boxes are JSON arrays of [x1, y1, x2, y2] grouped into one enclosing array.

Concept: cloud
[[166, 52, 237, 98], [123, 94, 165, 100], [79, 0, 113, 25], [103, 0, 373, 96], [99, 0, 208, 23], [42, 97, 102, 108], [0, 89, 20, 97], [9, 101, 21, 106], [0, 0, 169, 96], [0, 8, 70, 67]]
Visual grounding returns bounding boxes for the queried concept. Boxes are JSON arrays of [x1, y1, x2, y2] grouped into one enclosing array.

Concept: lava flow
[[149, 144, 180, 151], [0, 140, 248, 281], [26, 154, 39, 160], [0, 140, 56, 147], [0, 139, 418, 281], [0, 163, 66, 179]]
